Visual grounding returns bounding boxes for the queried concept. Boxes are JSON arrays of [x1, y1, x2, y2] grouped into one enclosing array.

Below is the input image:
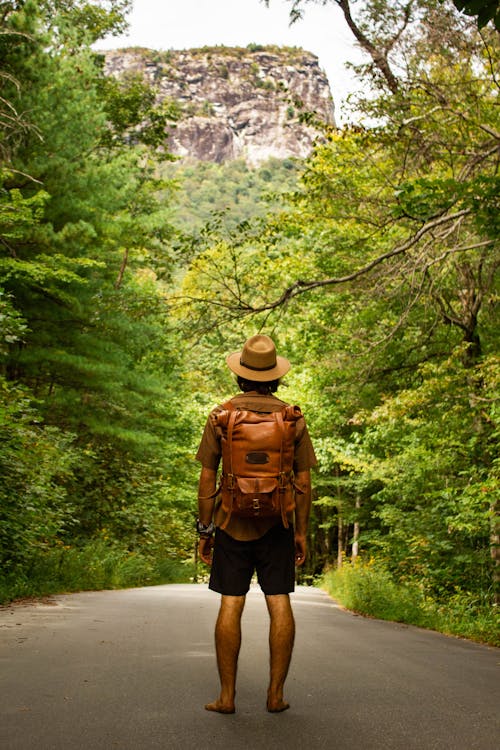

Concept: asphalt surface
[[0, 584, 498, 750]]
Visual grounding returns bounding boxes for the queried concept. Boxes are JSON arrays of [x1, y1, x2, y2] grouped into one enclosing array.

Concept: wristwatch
[[196, 519, 215, 538]]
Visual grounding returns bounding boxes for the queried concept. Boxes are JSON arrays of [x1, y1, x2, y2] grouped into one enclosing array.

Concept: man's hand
[[199, 536, 214, 566], [295, 533, 307, 566]]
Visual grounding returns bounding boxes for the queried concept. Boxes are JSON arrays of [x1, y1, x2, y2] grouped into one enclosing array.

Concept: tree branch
[[237, 209, 472, 314], [173, 208, 480, 326], [336, 0, 400, 93]]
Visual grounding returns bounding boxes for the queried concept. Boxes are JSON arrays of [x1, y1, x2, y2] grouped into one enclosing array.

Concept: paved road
[[0, 585, 498, 749]]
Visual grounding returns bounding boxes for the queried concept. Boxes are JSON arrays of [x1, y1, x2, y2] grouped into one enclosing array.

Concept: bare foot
[[205, 700, 235, 714], [267, 698, 290, 713]]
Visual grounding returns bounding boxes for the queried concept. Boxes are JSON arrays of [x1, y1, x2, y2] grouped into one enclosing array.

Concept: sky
[[97, 0, 366, 120]]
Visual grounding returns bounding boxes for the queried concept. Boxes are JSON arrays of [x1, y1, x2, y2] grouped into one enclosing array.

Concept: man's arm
[[197, 466, 217, 565], [294, 469, 312, 566]]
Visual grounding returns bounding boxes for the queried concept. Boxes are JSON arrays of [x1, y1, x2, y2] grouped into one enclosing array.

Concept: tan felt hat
[[226, 334, 290, 382]]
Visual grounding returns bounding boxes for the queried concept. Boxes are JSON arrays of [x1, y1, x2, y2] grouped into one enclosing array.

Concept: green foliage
[[0, 0, 197, 600], [187, 43, 304, 60], [97, 70, 182, 153], [358, 352, 498, 598], [321, 560, 500, 646], [162, 157, 301, 235], [322, 559, 431, 626], [0, 289, 28, 353], [0, 541, 195, 604], [0, 378, 78, 574], [37, 0, 133, 44]]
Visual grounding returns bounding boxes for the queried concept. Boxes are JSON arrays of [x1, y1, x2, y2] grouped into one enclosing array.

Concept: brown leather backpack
[[215, 402, 303, 529]]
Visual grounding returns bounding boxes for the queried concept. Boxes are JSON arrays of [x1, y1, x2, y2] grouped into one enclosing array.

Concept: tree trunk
[[337, 510, 343, 569], [352, 496, 361, 560], [491, 499, 499, 607], [337, 0, 400, 94], [336, 465, 343, 568], [115, 248, 129, 289]]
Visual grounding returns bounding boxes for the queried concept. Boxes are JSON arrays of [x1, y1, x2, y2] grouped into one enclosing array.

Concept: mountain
[[103, 45, 335, 165]]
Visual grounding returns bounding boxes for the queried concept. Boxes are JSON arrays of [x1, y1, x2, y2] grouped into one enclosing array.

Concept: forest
[[0, 1, 498, 645]]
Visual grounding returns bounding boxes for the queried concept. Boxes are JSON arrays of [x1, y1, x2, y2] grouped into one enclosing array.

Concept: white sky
[[98, 0, 366, 121]]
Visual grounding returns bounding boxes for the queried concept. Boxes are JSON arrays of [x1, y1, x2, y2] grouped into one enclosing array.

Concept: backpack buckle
[[227, 473, 235, 490]]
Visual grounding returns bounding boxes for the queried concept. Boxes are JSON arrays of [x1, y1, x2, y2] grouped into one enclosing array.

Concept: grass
[[0, 542, 196, 604], [320, 559, 499, 647]]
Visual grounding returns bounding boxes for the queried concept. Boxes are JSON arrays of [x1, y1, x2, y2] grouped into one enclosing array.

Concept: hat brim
[[226, 351, 290, 382]]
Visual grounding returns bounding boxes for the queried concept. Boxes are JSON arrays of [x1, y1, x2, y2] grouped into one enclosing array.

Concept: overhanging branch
[[173, 208, 490, 328], [236, 208, 472, 314]]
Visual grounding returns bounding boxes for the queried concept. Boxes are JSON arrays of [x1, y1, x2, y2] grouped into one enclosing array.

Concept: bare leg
[[265, 594, 295, 712], [205, 594, 246, 714]]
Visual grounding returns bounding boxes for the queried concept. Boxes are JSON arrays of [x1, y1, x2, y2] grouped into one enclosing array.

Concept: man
[[196, 334, 316, 714]]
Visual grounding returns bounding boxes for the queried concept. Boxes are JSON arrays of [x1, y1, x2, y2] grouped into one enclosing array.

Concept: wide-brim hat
[[226, 334, 290, 382]]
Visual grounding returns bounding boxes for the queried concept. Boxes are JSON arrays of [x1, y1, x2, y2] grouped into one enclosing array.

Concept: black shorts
[[209, 524, 296, 596]]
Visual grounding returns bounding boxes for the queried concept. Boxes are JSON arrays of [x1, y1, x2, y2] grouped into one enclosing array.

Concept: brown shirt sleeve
[[293, 417, 317, 472], [195, 412, 221, 470]]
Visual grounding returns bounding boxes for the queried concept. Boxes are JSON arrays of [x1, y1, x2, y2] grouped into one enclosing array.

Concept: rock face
[[103, 46, 335, 165]]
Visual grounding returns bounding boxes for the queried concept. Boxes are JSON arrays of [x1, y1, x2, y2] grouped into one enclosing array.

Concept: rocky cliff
[[103, 45, 335, 165]]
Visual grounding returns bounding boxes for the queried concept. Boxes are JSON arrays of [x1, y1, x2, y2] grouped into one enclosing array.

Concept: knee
[[220, 594, 246, 618], [265, 594, 293, 618]]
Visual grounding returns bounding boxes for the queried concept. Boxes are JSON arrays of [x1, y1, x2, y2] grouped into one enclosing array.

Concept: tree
[[0, 0, 196, 593]]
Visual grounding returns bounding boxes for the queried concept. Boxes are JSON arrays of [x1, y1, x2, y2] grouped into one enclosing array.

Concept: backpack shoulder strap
[[284, 404, 303, 421], [226, 407, 238, 478], [218, 407, 238, 530], [274, 408, 289, 527]]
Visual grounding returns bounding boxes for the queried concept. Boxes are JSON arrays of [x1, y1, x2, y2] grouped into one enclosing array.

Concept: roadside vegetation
[[0, 1, 498, 645], [321, 561, 499, 647], [0, 543, 195, 603]]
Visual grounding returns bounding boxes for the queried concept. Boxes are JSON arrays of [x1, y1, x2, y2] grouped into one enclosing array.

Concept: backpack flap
[[233, 476, 280, 518]]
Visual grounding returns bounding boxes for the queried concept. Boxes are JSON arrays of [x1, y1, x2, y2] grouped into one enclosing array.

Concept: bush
[[432, 591, 500, 645], [0, 542, 196, 603], [321, 558, 431, 626], [320, 558, 500, 647]]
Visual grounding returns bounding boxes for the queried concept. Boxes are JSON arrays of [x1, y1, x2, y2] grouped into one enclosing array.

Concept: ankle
[[220, 688, 236, 705], [267, 685, 284, 700]]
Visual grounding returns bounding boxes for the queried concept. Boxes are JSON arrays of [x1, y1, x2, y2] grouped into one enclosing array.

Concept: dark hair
[[237, 376, 280, 395]]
